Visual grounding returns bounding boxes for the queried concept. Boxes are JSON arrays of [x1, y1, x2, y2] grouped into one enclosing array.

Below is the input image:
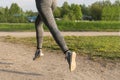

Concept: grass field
[[0, 21, 120, 32], [4, 36, 120, 60]]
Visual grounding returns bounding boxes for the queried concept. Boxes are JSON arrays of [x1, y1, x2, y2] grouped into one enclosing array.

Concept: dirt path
[[0, 39, 120, 80], [0, 32, 119, 37]]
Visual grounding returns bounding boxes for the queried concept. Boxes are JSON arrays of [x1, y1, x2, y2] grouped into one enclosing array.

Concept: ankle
[[64, 50, 69, 54], [37, 48, 42, 50], [64, 50, 72, 55]]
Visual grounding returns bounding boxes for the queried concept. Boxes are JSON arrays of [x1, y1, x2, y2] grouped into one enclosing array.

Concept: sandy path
[[0, 32, 119, 37], [0, 39, 120, 80]]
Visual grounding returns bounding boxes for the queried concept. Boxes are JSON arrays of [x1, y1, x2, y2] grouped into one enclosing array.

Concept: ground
[[0, 32, 120, 80], [0, 37, 120, 80], [0, 32, 119, 37]]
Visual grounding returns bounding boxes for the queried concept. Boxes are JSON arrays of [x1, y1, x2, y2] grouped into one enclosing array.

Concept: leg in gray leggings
[[35, 0, 68, 53], [35, 15, 44, 49], [35, 0, 76, 72]]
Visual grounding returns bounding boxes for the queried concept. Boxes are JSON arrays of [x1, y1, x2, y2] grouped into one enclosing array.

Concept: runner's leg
[[35, 15, 44, 49], [33, 15, 44, 60], [35, 0, 69, 53]]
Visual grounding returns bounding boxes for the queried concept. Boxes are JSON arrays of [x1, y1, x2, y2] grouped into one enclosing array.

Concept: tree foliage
[[80, 4, 91, 16], [0, 3, 36, 23], [60, 2, 82, 21], [0, 1, 119, 23], [89, 0, 120, 21], [90, 2, 103, 20], [102, 5, 120, 21], [101, 0, 120, 21], [54, 7, 61, 18], [9, 3, 21, 15]]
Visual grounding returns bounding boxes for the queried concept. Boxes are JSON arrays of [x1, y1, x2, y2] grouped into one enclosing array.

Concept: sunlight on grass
[[3, 36, 120, 59], [0, 21, 120, 32]]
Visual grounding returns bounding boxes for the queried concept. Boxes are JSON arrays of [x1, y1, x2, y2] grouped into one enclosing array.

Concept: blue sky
[[0, 0, 116, 12]]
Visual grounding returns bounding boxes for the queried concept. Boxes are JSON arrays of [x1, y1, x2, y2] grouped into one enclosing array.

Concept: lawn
[[0, 21, 120, 32], [3, 36, 120, 60]]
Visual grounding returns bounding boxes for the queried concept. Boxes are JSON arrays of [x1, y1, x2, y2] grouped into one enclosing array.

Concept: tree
[[8, 3, 22, 22], [54, 7, 61, 18], [113, 0, 120, 6], [70, 4, 82, 20], [61, 2, 70, 18], [0, 7, 6, 22], [103, 0, 112, 6], [61, 2, 82, 21], [90, 1, 103, 20], [101, 0, 120, 21], [4, 7, 9, 22], [102, 5, 120, 21], [80, 4, 91, 16], [9, 3, 21, 15], [25, 10, 37, 17], [0, 7, 5, 13], [8, 3, 28, 23]]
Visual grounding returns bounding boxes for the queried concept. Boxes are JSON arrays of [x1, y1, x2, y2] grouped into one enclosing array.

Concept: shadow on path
[[0, 62, 13, 65], [0, 69, 43, 76]]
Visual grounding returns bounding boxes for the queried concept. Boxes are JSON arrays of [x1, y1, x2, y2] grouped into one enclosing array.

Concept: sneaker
[[66, 51, 76, 72], [33, 49, 44, 60]]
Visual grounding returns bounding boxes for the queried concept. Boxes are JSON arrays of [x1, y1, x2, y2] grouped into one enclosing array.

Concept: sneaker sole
[[33, 55, 40, 60], [33, 53, 44, 61], [70, 52, 76, 72]]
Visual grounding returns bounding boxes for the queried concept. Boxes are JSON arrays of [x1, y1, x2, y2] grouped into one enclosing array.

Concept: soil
[[0, 38, 120, 80], [0, 32, 119, 37]]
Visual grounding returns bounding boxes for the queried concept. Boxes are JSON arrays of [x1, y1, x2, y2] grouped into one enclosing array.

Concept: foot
[[33, 49, 44, 60], [65, 51, 76, 72]]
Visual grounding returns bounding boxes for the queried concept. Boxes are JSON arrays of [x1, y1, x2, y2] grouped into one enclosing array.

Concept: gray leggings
[[35, 0, 68, 53]]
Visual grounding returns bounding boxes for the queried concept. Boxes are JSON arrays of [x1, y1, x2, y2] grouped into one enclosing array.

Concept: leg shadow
[[0, 62, 13, 65], [0, 69, 43, 76]]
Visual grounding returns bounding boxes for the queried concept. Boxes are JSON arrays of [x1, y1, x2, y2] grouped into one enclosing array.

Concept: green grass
[[4, 36, 120, 60], [0, 21, 120, 32], [57, 21, 120, 32], [0, 23, 34, 32]]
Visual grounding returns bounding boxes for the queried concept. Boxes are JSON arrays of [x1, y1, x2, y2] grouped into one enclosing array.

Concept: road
[[0, 32, 119, 37], [0, 40, 120, 80]]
